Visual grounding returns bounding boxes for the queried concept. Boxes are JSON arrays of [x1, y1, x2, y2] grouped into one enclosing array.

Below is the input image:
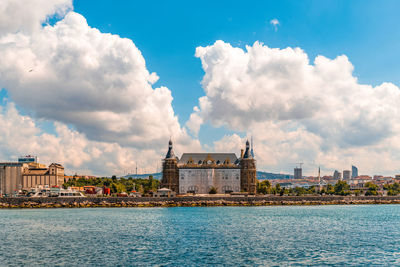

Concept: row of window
[[181, 175, 240, 180], [180, 186, 240, 193]]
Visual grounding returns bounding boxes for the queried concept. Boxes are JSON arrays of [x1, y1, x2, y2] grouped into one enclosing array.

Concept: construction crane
[[296, 163, 304, 169]]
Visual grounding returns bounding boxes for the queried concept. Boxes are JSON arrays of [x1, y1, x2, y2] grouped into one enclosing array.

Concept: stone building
[[0, 163, 26, 196], [161, 140, 257, 194], [0, 161, 64, 196], [22, 163, 65, 189]]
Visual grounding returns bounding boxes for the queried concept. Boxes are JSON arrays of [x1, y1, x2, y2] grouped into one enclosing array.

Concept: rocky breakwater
[[2, 195, 400, 208]]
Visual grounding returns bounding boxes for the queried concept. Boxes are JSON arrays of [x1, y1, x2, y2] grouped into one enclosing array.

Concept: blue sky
[[73, 0, 400, 146]]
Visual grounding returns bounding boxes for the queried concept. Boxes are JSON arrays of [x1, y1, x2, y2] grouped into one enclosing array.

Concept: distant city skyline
[[1, 1, 400, 176]]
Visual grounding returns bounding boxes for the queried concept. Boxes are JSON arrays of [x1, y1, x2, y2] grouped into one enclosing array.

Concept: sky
[[1, 0, 400, 176]]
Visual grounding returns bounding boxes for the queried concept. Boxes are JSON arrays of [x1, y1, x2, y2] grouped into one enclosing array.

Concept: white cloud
[[0, 7, 199, 151], [270, 18, 279, 31], [0, 0, 72, 36], [190, 40, 400, 175], [0, 101, 199, 176], [0, 0, 202, 175]]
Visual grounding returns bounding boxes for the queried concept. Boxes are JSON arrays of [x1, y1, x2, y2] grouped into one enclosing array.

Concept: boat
[[28, 187, 85, 197]]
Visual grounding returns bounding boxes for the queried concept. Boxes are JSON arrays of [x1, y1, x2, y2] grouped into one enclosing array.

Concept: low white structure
[[154, 188, 176, 197]]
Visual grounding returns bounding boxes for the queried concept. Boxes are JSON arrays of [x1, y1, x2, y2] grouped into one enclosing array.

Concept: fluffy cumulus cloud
[[0, 0, 201, 175], [0, 102, 164, 175], [0, 11, 196, 149], [0, 0, 72, 35], [190, 40, 400, 175]]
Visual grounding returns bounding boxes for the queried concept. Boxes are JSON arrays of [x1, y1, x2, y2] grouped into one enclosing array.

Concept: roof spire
[[243, 139, 252, 159], [165, 139, 175, 159], [250, 136, 255, 158]]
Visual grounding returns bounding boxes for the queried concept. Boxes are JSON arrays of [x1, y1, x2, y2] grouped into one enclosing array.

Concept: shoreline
[[1, 195, 400, 208]]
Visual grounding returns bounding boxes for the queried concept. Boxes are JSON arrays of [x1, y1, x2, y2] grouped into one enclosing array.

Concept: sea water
[[0, 205, 399, 266]]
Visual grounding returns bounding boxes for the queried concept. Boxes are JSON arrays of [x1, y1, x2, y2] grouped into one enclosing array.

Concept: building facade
[[352, 165, 358, 178], [0, 160, 64, 196], [343, 170, 351, 180], [22, 163, 65, 189], [294, 167, 302, 179], [0, 163, 26, 196], [161, 140, 256, 194], [333, 170, 342, 180]]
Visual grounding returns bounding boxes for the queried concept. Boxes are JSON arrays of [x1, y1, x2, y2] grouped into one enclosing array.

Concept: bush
[[209, 187, 217, 194]]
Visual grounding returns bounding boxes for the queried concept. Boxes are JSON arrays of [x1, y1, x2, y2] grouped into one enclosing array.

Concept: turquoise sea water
[[0, 205, 400, 266]]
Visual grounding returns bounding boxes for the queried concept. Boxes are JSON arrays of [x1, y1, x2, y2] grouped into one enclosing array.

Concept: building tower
[[161, 140, 179, 192], [240, 140, 257, 194], [318, 166, 321, 183], [343, 170, 351, 180], [333, 170, 342, 180], [351, 165, 358, 178], [250, 136, 255, 158], [294, 167, 302, 179]]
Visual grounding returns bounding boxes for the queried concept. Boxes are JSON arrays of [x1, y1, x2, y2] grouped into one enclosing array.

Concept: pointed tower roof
[[243, 140, 252, 159], [165, 139, 175, 159], [250, 136, 255, 158]]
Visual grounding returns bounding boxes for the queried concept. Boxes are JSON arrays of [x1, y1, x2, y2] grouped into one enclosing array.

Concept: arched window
[[187, 186, 199, 193]]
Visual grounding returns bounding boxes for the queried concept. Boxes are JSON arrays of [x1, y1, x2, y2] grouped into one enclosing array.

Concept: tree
[[294, 187, 306, 196], [326, 184, 334, 195], [209, 187, 217, 194], [257, 180, 271, 194], [385, 182, 400, 196], [334, 180, 350, 196], [111, 183, 118, 193], [365, 182, 379, 196], [274, 184, 281, 195]]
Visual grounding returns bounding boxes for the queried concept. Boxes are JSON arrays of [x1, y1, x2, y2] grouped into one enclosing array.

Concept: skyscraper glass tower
[[351, 165, 358, 178]]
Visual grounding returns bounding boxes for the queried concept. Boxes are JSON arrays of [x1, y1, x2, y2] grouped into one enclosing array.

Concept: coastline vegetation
[[257, 180, 394, 196], [63, 175, 159, 194]]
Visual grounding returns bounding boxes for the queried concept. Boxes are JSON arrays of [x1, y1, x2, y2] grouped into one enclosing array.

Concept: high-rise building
[[294, 167, 302, 179], [343, 170, 351, 180], [352, 165, 358, 178], [333, 170, 342, 180]]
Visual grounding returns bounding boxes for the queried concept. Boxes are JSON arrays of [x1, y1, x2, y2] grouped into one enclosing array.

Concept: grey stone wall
[[2, 195, 400, 208]]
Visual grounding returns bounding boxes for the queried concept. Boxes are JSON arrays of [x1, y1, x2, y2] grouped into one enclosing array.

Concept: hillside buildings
[[161, 140, 257, 194], [0, 156, 64, 196]]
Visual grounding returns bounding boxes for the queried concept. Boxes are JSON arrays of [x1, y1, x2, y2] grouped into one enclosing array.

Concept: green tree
[[111, 183, 118, 193], [273, 184, 281, 195], [334, 180, 350, 196], [385, 182, 400, 196], [365, 182, 379, 196], [257, 180, 271, 194], [326, 184, 334, 195], [294, 187, 306, 196]]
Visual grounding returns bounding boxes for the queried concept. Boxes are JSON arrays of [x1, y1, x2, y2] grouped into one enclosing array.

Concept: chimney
[[240, 149, 244, 159]]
